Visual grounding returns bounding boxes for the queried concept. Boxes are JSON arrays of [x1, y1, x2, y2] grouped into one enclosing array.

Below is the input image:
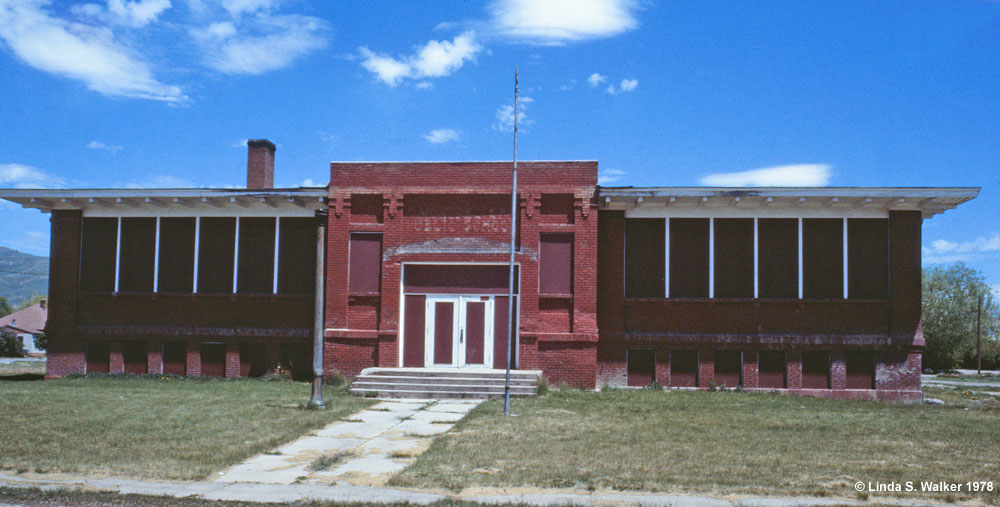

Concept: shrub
[[324, 370, 347, 388], [0, 331, 26, 358], [32, 333, 46, 352]]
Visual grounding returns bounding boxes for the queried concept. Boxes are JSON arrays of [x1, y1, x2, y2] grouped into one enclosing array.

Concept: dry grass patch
[[391, 388, 1000, 503], [0, 376, 374, 480], [0, 359, 45, 377]]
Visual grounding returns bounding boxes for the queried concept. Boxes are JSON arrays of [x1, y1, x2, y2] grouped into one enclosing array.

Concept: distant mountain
[[0, 247, 48, 307]]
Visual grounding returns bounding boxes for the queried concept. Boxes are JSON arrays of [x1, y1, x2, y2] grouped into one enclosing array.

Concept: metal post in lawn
[[308, 209, 328, 410], [977, 294, 982, 375], [504, 67, 519, 416]]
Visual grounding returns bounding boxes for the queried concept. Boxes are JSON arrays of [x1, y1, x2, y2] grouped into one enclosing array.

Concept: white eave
[[597, 187, 980, 219], [0, 188, 328, 214]]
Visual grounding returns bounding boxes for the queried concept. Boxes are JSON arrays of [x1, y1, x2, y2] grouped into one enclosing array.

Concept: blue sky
[[1, 0, 999, 293]]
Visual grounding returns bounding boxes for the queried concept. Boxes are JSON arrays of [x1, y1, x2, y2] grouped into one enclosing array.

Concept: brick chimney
[[247, 139, 275, 189]]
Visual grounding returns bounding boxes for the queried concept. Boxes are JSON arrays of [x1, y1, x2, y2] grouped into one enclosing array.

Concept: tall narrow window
[[803, 219, 843, 299], [79, 218, 118, 292], [669, 218, 709, 298], [118, 217, 156, 292], [277, 217, 316, 294], [197, 217, 235, 293], [158, 218, 196, 293], [757, 219, 798, 298], [237, 217, 275, 293], [714, 219, 753, 298], [349, 232, 382, 294], [625, 219, 664, 298], [539, 233, 573, 295], [847, 219, 889, 299]]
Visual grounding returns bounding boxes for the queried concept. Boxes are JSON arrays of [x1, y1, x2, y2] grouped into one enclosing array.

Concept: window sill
[[539, 293, 573, 299]]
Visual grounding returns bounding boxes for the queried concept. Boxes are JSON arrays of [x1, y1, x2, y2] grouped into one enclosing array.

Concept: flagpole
[[504, 67, 518, 416]]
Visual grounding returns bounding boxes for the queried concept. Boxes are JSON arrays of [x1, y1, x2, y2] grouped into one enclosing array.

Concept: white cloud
[[598, 168, 626, 185], [0, 0, 186, 102], [359, 31, 482, 86], [415, 81, 433, 90], [424, 128, 461, 144], [193, 14, 328, 75], [301, 178, 324, 187], [106, 0, 172, 27], [587, 72, 606, 87], [494, 95, 533, 132], [222, 0, 279, 17], [606, 78, 638, 95], [490, 0, 639, 44], [699, 164, 832, 187], [86, 140, 124, 152], [922, 233, 1000, 265], [232, 138, 248, 147], [0, 163, 66, 189]]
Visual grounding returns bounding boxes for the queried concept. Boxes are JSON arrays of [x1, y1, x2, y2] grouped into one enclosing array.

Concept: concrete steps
[[349, 367, 541, 399]]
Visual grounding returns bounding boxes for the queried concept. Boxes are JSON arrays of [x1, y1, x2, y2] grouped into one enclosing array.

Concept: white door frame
[[424, 295, 494, 368]]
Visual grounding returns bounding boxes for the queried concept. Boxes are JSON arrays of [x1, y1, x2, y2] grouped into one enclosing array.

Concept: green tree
[[0, 330, 26, 358], [0, 297, 12, 317], [922, 263, 999, 371], [15, 294, 46, 311]]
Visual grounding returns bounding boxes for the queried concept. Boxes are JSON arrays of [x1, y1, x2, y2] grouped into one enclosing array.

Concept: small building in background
[[0, 299, 47, 356]]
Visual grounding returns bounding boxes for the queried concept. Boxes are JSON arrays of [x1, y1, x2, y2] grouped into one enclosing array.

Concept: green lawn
[[391, 388, 1000, 504], [0, 376, 374, 480]]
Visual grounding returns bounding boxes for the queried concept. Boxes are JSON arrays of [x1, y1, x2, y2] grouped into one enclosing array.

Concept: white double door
[[425, 295, 494, 368]]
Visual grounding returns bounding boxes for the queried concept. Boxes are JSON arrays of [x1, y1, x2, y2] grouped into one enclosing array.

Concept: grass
[[0, 376, 374, 480], [390, 388, 1000, 503], [924, 385, 1000, 410], [0, 358, 45, 377], [309, 450, 357, 471]]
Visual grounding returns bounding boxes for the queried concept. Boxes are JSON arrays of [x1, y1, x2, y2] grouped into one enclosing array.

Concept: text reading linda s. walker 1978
[[855, 481, 994, 493]]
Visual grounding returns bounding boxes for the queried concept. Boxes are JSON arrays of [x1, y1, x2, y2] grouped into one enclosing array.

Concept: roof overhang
[[0, 188, 328, 216], [598, 187, 980, 219]]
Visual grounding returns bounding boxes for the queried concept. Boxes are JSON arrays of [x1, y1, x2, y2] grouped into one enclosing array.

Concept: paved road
[[0, 357, 44, 365], [922, 376, 1000, 389]]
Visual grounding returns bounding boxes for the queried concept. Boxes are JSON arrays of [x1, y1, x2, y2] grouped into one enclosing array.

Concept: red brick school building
[[0, 140, 978, 401]]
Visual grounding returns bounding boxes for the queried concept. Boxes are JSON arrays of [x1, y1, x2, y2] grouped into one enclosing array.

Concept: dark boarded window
[[540, 193, 575, 223], [848, 219, 889, 299], [239, 343, 266, 377], [802, 351, 830, 389], [714, 350, 742, 387], [714, 219, 753, 298], [278, 218, 316, 294], [757, 219, 798, 298], [803, 219, 843, 299], [846, 351, 875, 389], [118, 218, 156, 292], [197, 218, 235, 293], [670, 218, 710, 298], [200, 343, 225, 377], [627, 349, 655, 387], [625, 219, 664, 298], [123, 342, 147, 375], [349, 233, 382, 294], [539, 233, 573, 295], [79, 218, 118, 292], [350, 194, 383, 223], [670, 349, 698, 387], [237, 217, 275, 294], [85, 341, 110, 373], [158, 218, 196, 293], [758, 351, 786, 388], [162, 342, 187, 375]]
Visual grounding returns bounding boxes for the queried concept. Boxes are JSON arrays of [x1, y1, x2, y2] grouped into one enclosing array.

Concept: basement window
[[758, 351, 787, 389], [802, 351, 830, 389], [714, 350, 742, 388], [349, 232, 382, 294], [670, 349, 698, 387], [757, 219, 798, 299], [624, 218, 665, 298], [802, 219, 843, 299], [627, 349, 655, 387], [669, 218, 709, 298]]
